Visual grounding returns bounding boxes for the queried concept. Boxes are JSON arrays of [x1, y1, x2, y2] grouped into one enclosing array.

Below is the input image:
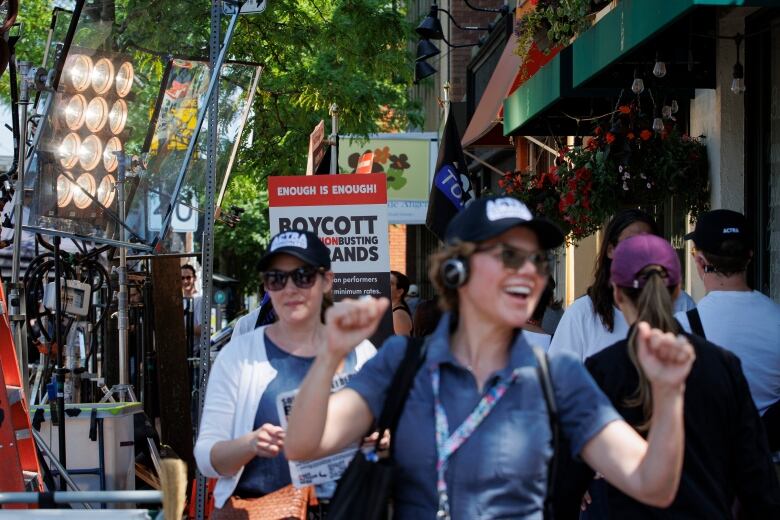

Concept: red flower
[[605, 132, 616, 144], [582, 197, 591, 210], [498, 179, 506, 188], [575, 167, 591, 181], [594, 126, 603, 136], [627, 132, 635, 141], [640, 129, 653, 141], [618, 105, 631, 114], [558, 146, 569, 159]]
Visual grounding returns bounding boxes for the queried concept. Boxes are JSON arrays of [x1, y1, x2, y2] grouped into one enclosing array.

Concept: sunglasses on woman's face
[[475, 243, 551, 275], [262, 266, 324, 291]]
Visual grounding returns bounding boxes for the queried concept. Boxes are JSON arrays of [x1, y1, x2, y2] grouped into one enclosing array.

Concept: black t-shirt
[[579, 329, 780, 519]]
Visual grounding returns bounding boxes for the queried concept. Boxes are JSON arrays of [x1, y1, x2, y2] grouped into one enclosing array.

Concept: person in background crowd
[[182, 263, 202, 340], [676, 209, 780, 450], [285, 196, 696, 519], [549, 209, 696, 361], [523, 276, 555, 351], [390, 270, 413, 336], [576, 234, 780, 517], [194, 231, 376, 517], [406, 283, 421, 315], [412, 298, 442, 338], [232, 292, 277, 338]]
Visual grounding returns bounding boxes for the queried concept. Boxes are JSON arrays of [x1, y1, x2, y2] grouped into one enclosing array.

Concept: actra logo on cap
[[486, 198, 532, 222], [270, 232, 308, 251], [723, 227, 740, 234]]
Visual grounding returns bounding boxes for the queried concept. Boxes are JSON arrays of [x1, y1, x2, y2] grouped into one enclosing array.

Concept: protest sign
[[276, 371, 357, 489], [268, 174, 393, 343]]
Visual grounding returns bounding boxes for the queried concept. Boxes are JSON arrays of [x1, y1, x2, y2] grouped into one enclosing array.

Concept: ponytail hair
[[620, 267, 679, 432]]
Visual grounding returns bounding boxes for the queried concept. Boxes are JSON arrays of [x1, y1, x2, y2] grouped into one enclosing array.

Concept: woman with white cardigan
[[194, 230, 376, 515]]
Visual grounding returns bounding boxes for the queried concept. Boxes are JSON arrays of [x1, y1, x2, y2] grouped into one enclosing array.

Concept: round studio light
[[73, 173, 96, 209], [108, 99, 128, 134], [103, 136, 122, 172], [66, 54, 93, 92], [91, 58, 114, 95], [56, 173, 74, 208], [115, 61, 134, 97], [79, 134, 102, 171], [85, 96, 109, 132], [59, 133, 81, 169], [97, 174, 116, 207], [63, 94, 87, 131]]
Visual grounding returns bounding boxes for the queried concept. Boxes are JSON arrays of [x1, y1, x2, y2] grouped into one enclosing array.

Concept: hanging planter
[[499, 104, 709, 242], [515, 0, 610, 61]]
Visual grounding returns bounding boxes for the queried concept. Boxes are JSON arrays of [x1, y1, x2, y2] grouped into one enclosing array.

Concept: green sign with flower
[[499, 102, 709, 241], [339, 133, 437, 224]]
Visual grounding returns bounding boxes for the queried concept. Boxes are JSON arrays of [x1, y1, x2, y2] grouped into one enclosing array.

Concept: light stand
[[8, 60, 31, 399], [99, 153, 137, 403]]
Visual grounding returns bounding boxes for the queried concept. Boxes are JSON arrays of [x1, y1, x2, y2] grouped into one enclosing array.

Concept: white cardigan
[[194, 325, 376, 507]]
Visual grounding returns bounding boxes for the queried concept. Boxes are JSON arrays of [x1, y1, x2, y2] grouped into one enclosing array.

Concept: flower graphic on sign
[[345, 148, 412, 192]]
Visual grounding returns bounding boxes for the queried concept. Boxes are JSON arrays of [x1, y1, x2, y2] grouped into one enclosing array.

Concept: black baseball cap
[[258, 230, 332, 271], [444, 196, 565, 250], [684, 209, 751, 255]]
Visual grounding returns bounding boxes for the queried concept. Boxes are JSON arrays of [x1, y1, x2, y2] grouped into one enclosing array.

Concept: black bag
[[327, 337, 426, 520], [530, 346, 560, 520]]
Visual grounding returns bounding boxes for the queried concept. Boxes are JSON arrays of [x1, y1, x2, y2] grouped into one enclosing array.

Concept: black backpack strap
[[531, 346, 560, 520], [375, 336, 427, 454], [686, 308, 705, 339]]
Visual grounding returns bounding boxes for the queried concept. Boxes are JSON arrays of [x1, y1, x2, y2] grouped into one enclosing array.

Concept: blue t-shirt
[[346, 313, 621, 519], [235, 333, 356, 496]]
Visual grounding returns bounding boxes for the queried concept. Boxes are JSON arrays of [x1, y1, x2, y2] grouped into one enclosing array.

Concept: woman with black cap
[[285, 196, 697, 519], [194, 230, 377, 516], [576, 234, 780, 517]]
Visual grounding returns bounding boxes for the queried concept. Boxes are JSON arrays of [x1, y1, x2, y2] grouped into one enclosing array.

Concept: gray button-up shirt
[[347, 313, 620, 519]]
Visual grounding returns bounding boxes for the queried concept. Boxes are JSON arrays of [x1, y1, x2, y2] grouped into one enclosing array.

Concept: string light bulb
[[652, 55, 667, 78], [631, 76, 645, 94], [730, 34, 746, 94], [671, 99, 679, 114], [661, 105, 673, 119], [652, 117, 664, 132]]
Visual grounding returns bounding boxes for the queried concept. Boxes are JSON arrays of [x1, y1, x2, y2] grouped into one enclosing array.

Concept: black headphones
[[441, 256, 469, 288]]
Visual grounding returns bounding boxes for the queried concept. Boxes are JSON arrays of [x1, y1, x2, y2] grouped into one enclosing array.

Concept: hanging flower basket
[[499, 104, 709, 242]]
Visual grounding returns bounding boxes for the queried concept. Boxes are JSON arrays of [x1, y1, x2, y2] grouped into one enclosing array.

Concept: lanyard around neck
[[430, 365, 522, 519]]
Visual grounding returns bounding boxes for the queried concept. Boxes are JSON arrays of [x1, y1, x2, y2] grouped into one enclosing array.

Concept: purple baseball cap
[[611, 234, 681, 289]]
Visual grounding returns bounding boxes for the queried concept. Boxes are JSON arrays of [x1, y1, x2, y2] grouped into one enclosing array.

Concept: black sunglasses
[[262, 266, 325, 291], [475, 243, 552, 275]]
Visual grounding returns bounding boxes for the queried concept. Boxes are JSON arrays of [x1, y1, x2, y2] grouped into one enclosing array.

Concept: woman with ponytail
[[549, 209, 695, 361], [581, 234, 780, 517]]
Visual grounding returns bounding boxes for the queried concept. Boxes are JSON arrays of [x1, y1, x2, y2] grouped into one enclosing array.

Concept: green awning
[[572, 0, 772, 88], [503, 0, 772, 136], [503, 52, 565, 137]]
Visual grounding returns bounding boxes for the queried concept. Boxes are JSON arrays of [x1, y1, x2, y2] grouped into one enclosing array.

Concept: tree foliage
[[2, 0, 420, 297]]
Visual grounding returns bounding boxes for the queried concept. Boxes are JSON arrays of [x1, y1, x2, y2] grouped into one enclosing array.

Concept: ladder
[[0, 281, 42, 504]]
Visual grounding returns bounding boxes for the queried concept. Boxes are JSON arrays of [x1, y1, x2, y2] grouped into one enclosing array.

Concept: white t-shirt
[[549, 291, 696, 361], [676, 290, 780, 415], [523, 330, 552, 352]]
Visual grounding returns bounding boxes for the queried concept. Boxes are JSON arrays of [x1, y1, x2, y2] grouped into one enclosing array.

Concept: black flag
[[426, 109, 471, 241]]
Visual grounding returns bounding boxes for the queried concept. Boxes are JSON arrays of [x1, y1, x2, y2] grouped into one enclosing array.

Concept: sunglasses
[[262, 266, 325, 291], [475, 243, 551, 275]]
